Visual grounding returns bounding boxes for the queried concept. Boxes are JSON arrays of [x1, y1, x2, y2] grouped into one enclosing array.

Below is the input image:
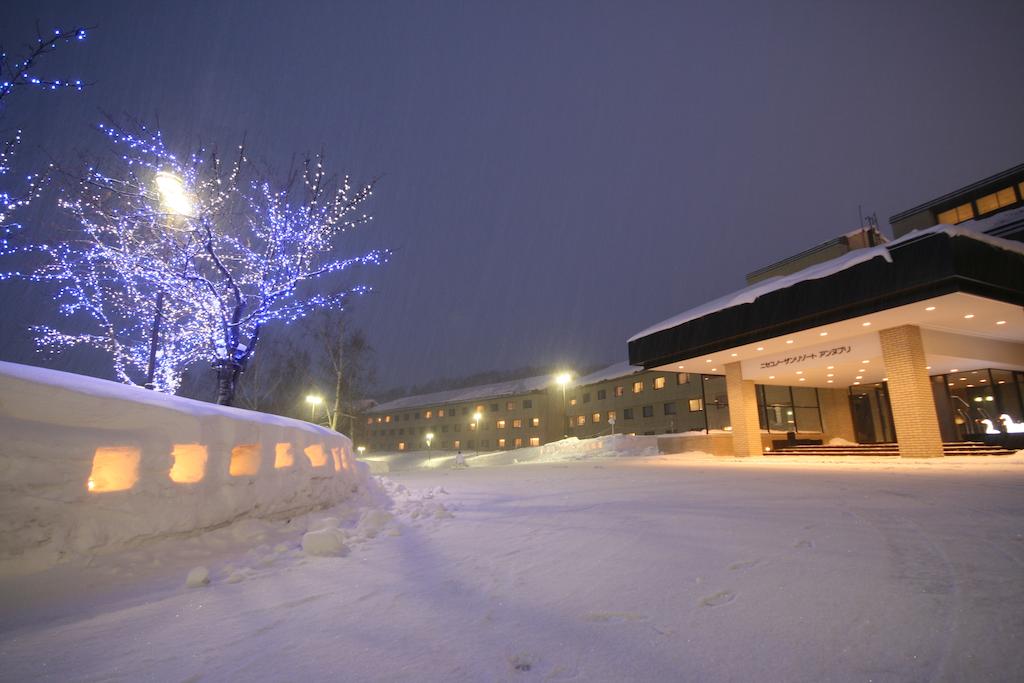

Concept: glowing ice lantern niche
[[304, 444, 327, 468], [88, 447, 141, 492], [331, 447, 342, 471], [274, 443, 294, 469], [169, 444, 207, 483], [229, 444, 261, 476]]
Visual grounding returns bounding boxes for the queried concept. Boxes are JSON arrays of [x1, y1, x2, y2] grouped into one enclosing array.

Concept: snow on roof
[[370, 374, 553, 413], [573, 361, 643, 387], [629, 223, 1024, 343]]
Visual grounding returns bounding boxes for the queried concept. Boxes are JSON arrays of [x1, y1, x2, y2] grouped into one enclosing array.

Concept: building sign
[[740, 332, 881, 380]]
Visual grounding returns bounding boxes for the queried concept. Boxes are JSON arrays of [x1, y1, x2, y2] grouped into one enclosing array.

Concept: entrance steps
[[768, 442, 1017, 457]]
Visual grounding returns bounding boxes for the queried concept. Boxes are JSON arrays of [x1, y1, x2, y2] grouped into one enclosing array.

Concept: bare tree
[[311, 308, 376, 433]]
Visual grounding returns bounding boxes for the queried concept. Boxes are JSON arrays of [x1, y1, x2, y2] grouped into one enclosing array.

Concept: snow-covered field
[[2, 450, 1023, 681]]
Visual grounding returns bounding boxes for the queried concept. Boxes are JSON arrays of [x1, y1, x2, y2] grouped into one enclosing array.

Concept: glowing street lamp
[[555, 371, 572, 438], [144, 171, 194, 390], [154, 171, 193, 218], [357, 446, 366, 457], [425, 432, 435, 460], [305, 394, 324, 422]]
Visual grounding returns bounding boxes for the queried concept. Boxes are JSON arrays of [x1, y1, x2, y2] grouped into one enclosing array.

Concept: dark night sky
[[2, 0, 1023, 392]]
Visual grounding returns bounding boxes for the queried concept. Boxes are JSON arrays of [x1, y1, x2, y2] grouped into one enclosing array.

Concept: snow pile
[[0, 361, 372, 577], [473, 434, 659, 466]]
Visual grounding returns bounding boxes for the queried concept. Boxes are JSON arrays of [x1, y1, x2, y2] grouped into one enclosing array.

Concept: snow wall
[[0, 361, 369, 577]]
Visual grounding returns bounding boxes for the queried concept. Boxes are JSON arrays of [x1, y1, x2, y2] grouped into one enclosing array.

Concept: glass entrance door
[[849, 383, 895, 443]]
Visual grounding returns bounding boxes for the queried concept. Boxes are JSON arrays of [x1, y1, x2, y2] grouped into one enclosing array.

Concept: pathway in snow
[[1, 455, 1023, 681]]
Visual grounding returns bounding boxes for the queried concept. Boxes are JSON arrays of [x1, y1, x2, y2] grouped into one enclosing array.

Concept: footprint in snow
[[700, 590, 736, 607], [728, 559, 762, 571]]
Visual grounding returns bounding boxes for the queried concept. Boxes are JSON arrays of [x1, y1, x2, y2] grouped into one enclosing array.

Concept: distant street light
[[426, 431, 434, 460], [556, 371, 572, 438], [305, 394, 324, 422], [357, 446, 366, 457]]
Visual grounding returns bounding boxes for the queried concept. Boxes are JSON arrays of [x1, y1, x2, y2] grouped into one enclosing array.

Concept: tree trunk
[[214, 360, 241, 406], [330, 366, 343, 431]]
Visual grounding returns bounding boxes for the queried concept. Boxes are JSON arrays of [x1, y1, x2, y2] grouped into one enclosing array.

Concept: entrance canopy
[[629, 227, 1024, 388]]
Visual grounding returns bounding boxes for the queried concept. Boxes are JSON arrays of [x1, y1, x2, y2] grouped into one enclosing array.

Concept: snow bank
[[472, 434, 659, 466], [0, 361, 370, 577]]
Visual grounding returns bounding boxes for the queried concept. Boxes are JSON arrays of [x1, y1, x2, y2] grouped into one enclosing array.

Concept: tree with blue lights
[[1, 25, 90, 254], [12, 120, 387, 405]]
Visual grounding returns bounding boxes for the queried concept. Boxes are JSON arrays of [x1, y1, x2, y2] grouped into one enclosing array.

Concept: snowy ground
[[2, 451, 1023, 681]]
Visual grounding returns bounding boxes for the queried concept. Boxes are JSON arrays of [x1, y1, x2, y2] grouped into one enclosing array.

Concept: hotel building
[[367, 164, 1024, 457]]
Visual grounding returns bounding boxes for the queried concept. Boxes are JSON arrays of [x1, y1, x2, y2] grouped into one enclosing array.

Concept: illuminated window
[[498, 438, 507, 448], [664, 402, 677, 415], [476, 405, 484, 413], [570, 397, 577, 406], [677, 372, 689, 384], [615, 385, 624, 397], [88, 446, 141, 492], [367, 417, 373, 425], [689, 398, 704, 412], [170, 444, 208, 482], [976, 186, 1017, 215], [531, 417, 540, 427], [512, 418, 522, 428], [273, 443, 293, 469], [607, 410, 616, 421], [303, 444, 328, 468], [592, 412, 600, 423], [514, 437, 523, 448], [453, 440, 461, 449], [633, 381, 643, 394], [506, 401, 515, 410], [424, 410, 432, 419], [384, 415, 391, 423], [576, 415, 586, 426], [496, 419, 506, 429], [936, 202, 974, 225], [398, 442, 406, 451], [642, 405, 653, 418], [529, 437, 540, 447], [654, 377, 666, 390], [230, 444, 261, 476], [438, 408, 445, 417]]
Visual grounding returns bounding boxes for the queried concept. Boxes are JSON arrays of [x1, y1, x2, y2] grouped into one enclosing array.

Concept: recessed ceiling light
[[853, 381, 861, 385], [756, 346, 764, 351], [959, 377, 967, 380], [951, 368, 959, 372], [827, 380, 834, 384], [826, 373, 834, 377], [856, 376, 863, 380], [730, 353, 738, 357], [996, 320, 1006, 325], [678, 365, 684, 369], [711, 368, 717, 372], [862, 322, 871, 327], [705, 359, 712, 363], [861, 360, 870, 364], [786, 340, 794, 344], [925, 366, 931, 370], [799, 378, 806, 382], [980, 379, 987, 383], [999, 380, 1006, 384], [819, 332, 828, 337], [827, 366, 834, 370], [925, 306, 936, 311], [882, 377, 888, 381], [964, 314, 974, 319], [795, 371, 803, 375], [768, 375, 775, 379], [948, 382, 954, 386], [967, 384, 974, 388]]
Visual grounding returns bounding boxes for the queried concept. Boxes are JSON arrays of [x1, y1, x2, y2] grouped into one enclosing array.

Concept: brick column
[[879, 325, 944, 458], [724, 362, 763, 456], [818, 387, 856, 443]]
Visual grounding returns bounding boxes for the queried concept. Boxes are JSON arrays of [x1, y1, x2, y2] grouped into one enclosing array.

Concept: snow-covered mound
[[0, 361, 372, 577]]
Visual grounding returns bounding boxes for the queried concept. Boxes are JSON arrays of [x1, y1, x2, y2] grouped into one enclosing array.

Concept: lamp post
[[426, 432, 434, 460], [473, 411, 482, 456], [305, 394, 324, 422], [357, 446, 366, 457], [556, 372, 572, 438], [145, 171, 193, 390]]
